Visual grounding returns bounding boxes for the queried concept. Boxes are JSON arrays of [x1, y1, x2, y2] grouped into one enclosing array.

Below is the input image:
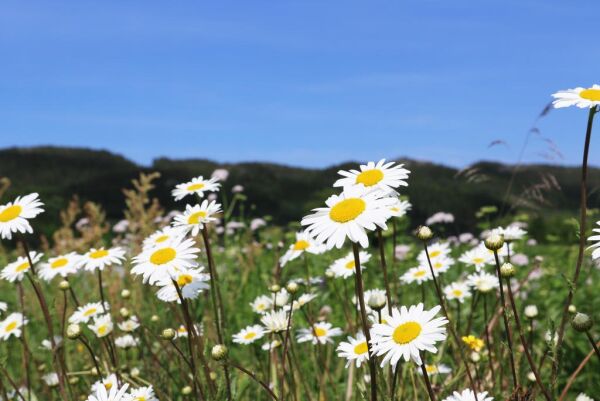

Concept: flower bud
[[484, 234, 504, 251], [500, 262, 515, 278], [68, 377, 80, 385], [150, 315, 160, 323], [526, 372, 536, 382], [181, 386, 192, 395], [568, 304, 577, 313], [286, 282, 299, 294], [524, 305, 538, 319], [119, 307, 130, 319], [121, 289, 131, 299], [130, 367, 140, 378], [571, 313, 593, 332], [367, 292, 386, 311], [37, 363, 46, 372], [269, 284, 281, 293], [161, 328, 176, 340], [59, 280, 70, 291], [209, 371, 217, 381], [211, 344, 228, 361], [66, 324, 81, 340], [90, 367, 98, 376], [416, 226, 433, 241]]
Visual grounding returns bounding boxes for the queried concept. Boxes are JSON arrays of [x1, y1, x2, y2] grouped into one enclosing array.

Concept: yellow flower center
[[355, 169, 384, 187], [136, 397, 146, 401], [473, 257, 484, 264], [314, 327, 327, 337], [187, 183, 205, 191], [5, 322, 17, 332], [188, 211, 207, 225], [414, 270, 426, 277], [293, 240, 310, 251], [353, 341, 368, 355], [89, 249, 109, 259], [429, 250, 441, 258], [97, 325, 108, 335], [256, 303, 266, 311], [580, 88, 600, 101], [84, 308, 97, 317], [392, 321, 422, 344], [15, 262, 30, 273], [345, 260, 355, 270], [51, 258, 69, 269], [176, 274, 193, 287], [150, 247, 176, 265], [452, 289, 463, 297], [104, 382, 113, 390], [425, 365, 438, 373], [244, 332, 257, 340], [155, 235, 169, 243], [434, 262, 443, 269], [329, 198, 366, 223], [178, 327, 187, 333], [0, 205, 22, 222]]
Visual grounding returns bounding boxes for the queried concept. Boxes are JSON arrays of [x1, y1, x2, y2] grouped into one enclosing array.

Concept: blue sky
[[1, 0, 598, 168]]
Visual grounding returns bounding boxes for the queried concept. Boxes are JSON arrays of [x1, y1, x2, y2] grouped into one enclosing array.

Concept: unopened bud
[[119, 307, 130, 318], [121, 289, 131, 299], [416, 226, 433, 241], [130, 367, 140, 378], [59, 280, 70, 291], [269, 284, 281, 293], [181, 386, 192, 395], [484, 234, 504, 251], [211, 344, 228, 361], [500, 263, 515, 278], [571, 313, 593, 332], [367, 292, 386, 311], [209, 371, 217, 381], [66, 324, 81, 340], [524, 305, 538, 319], [286, 282, 299, 294], [161, 328, 176, 340], [151, 315, 160, 323], [568, 304, 577, 313]]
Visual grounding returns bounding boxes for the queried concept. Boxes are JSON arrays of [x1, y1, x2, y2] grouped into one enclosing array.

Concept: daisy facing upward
[[172, 176, 221, 201], [334, 159, 410, 194]]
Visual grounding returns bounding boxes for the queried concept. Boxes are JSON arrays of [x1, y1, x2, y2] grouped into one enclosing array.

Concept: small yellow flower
[[462, 335, 484, 352]]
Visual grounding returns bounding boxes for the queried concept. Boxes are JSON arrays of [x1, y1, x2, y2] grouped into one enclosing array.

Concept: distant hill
[[1, 146, 599, 238]]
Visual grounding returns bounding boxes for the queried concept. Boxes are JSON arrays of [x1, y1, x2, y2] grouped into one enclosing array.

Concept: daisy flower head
[[389, 198, 412, 218], [301, 185, 395, 249], [0, 193, 44, 240], [0, 312, 28, 340], [88, 314, 114, 338], [232, 325, 265, 345], [69, 302, 110, 324], [552, 84, 600, 109], [114, 334, 139, 349], [492, 225, 527, 242], [329, 251, 371, 279], [91, 374, 119, 393], [125, 386, 158, 401], [575, 393, 595, 401], [370, 303, 448, 367], [273, 288, 290, 307], [466, 271, 499, 293], [131, 236, 200, 285], [459, 246, 492, 272], [42, 372, 59, 387], [280, 231, 326, 267], [118, 316, 140, 332], [418, 363, 452, 376], [400, 266, 432, 285], [297, 321, 342, 345], [588, 221, 600, 260], [0, 302, 7, 314], [142, 226, 185, 250], [334, 159, 410, 193], [1, 251, 43, 282], [261, 310, 289, 333], [444, 282, 471, 303], [261, 339, 282, 352], [172, 176, 221, 201], [88, 380, 129, 401], [155, 267, 210, 303], [441, 389, 493, 401], [429, 256, 455, 275], [337, 332, 370, 367], [250, 295, 273, 314], [80, 247, 126, 272], [418, 242, 451, 263], [284, 292, 318, 312], [172, 200, 221, 236], [39, 252, 81, 281]]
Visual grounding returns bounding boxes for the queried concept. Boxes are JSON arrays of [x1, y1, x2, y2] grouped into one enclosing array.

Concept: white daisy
[[588, 221, 600, 260], [328, 251, 370, 279], [441, 389, 494, 401], [429, 256, 455, 275], [459, 246, 492, 272], [261, 310, 289, 333], [172, 176, 220, 201], [552, 85, 600, 109], [0, 193, 44, 240], [389, 198, 412, 218], [80, 247, 126, 272], [125, 386, 158, 401], [233, 325, 265, 345], [155, 267, 210, 303], [297, 322, 342, 345], [40, 336, 63, 350], [88, 314, 114, 338], [334, 159, 410, 193], [88, 380, 129, 401], [273, 288, 290, 308], [42, 372, 59, 387], [131, 237, 200, 285], [400, 266, 432, 285], [466, 271, 499, 293], [444, 282, 471, 303], [91, 374, 118, 393], [492, 225, 527, 242], [142, 226, 185, 250], [418, 242, 452, 263], [114, 335, 139, 349], [301, 185, 395, 249], [280, 231, 326, 267], [69, 302, 110, 324], [39, 252, 81, 281], [172, 200, 221, 236], [0, 302, 7, 314], [0, 312, 27, 340], [575, 393, 595, 401], [284, 293, 318, 312], [336, 332, 370, 367], [118, 316, 140, 332], [1, 251, 43, 282], [370, 303, 448, 366], [250, 295, 273, 314], [261, 340, 282, 352]]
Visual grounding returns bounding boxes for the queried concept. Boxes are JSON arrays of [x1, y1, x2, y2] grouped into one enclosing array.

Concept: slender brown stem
[[97, 269, 107, 312], [419, 355, 437, 401], [351, 243, 378, 401], [482, 294, 496, 385], [552, 106, 596, 383], [78, 336, 103, 378], [280, 293, 296, 400], [557, 339, 600, 401], [227, 361, 279, 401], [505, 278, 552, 401], [585, 332, 600, 362]]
